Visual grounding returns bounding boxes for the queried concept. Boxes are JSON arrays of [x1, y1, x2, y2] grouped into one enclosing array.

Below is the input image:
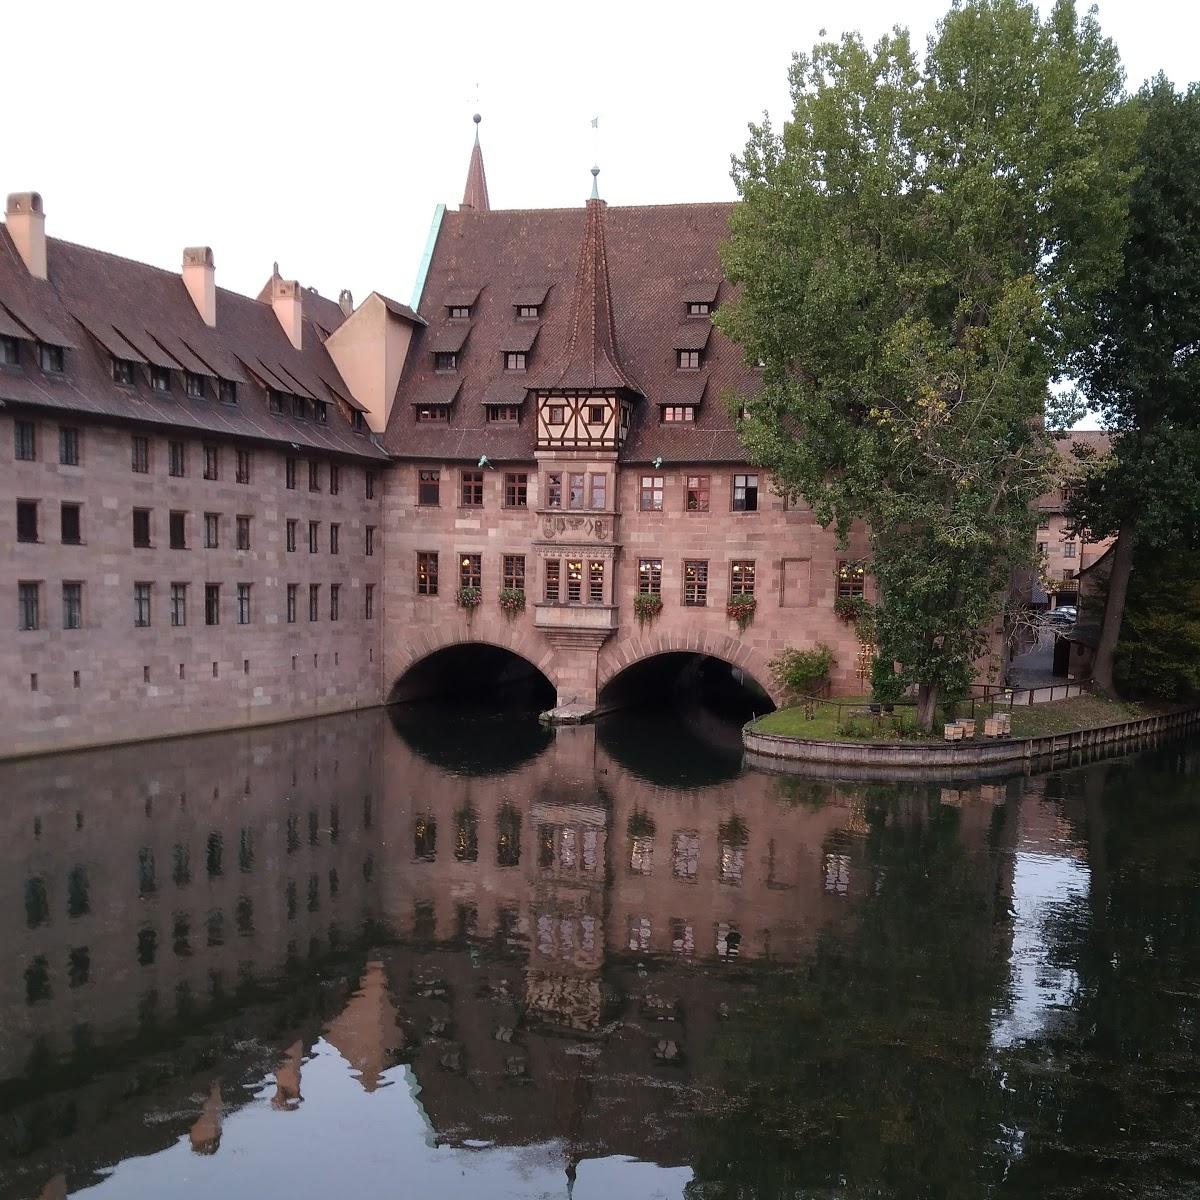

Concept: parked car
[[1046, 606, 1077, 626]]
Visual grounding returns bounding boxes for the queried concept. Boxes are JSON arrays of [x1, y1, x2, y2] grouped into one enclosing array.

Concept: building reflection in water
[[1, 711, 1195, 1199]]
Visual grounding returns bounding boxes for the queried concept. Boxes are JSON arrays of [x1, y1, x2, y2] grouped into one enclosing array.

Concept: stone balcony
[[534, 509, 619, 547], [533, 602, 619, 650]]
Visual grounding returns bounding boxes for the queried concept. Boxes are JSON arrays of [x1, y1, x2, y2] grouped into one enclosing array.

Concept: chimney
[[182, 246, 216, 326], [270, 269, 303, 350], [339, 289, 354, 318], [6, 192, 47, 280]]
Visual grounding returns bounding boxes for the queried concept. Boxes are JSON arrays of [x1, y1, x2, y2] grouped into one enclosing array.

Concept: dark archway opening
[[596, 653, 775, 788], [387, 643, 557, 709]]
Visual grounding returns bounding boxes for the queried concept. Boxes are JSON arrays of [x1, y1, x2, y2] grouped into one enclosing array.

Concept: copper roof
[[0, 226, 386, 460], [384, 201, 758, 463]]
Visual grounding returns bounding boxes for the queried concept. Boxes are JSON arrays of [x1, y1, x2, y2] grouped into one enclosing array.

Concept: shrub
[[770, 643, 835, 699], [634, 593, 663, 624]]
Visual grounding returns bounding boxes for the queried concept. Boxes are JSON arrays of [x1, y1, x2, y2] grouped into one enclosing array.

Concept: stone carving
[[539, 515, 611, 542]]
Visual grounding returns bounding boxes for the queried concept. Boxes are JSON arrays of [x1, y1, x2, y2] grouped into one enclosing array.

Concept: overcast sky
[[5, 0, 1194, 311]]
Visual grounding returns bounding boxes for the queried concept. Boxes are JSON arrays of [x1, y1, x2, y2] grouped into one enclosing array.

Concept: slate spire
[[461, 114, 490, 213]]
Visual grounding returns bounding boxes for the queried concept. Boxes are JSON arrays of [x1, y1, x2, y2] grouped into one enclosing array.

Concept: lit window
[[637, 558, 662, 595], [417, 552, 438, 595], [588, 559, 605, 604], [459, 553, 481, 590], [677, 349, 700, 370], [662, 406, 695, 422], [505, 351, 527, 371], [730, 560, 756, 598], [732, 473, 758, 512], [837, 560, 866, 599], [418, 469, 440, 506], [683, 560, 708, 606], [566, 559, 583, 603], [640, 475, 664, 512], [686, 475, 709, 511]]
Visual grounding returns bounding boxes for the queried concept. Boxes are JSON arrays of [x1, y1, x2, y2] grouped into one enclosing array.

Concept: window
[[459, 553, 481, 590], [269, 389, 287, 415], [292, 395, 308, 420], [460, 470, 484, 507], [134, 583, 152, 628], [1038, 513, 1050, 530], [365, 470, 376, 500], [448, 305, 471, 320], [544, 559, 561, 602], [185, 372, 206, 399], [517, 304, 539, 319], [329, 523, 339, 555], [688, 301, 711, 317], [588, 560, 605, 604], [236, 449, 251, 484], [286, 519, 297, 553], [15, 420, 36, 461], [205, 584, 220, 626], [39, 342, 64, 373], [60, 502, 81, 544], [662, 405, 695, 423], [0, 335, 18, 364], [434, 351, 458, 371], [417, 469, 440, 506], [640, 475, 664, 511], [286, 584, 297, 624], [1064, 541, 1078, 559], [236, 516, 251, 551], [308, 584, 320, 621], [505, 351, 527, 371], [285, 457, 296, 489], [503, 554, 525, 591], [17, 500, 38, 542], [169, 441, 186, 477], [169, 511, 186, 549], [584, 404, 606, 425], [111, 356, 136, 384], [365, 526, 376, 556], [547, 404, 566, 425], [672, 832, 699, 879], [568, 473, 585, 509], [199, 445, 217, 480], [730, 560, 756, 598], [546, 472, 562, 508], [566, 558, 583, 603], [329, 463, 340, 493], [59, 426, 80, 465], [219, 379, 237, 405], [18, 582, 39, 631], [686, 475, 709, 512], [590, 473, 607, 510], [417, 552, 438, 595], [504, 472, 528, 508], [330, 583, 341, 620], [308, 461, 320, 492], [308, 521, 319, 553], [131, 435, 150, 473], [837, 560, 866, 598], [1037, 540, 1048, 556], [486, 404, 520, 423], [237, 583, 251, 625], [677, 349, 701, 370], [732, 473, 758, 512], [683, 560, 708, 606], [315, 400, 328, 425], [204, 513, 219, 549], [170, 583, 187, 627], [638, 558, 662, 595], [133, 508, 151, 548], [364, 583, 375, 620], [62, 582, 82, 629], [150, 364, 171, 392]]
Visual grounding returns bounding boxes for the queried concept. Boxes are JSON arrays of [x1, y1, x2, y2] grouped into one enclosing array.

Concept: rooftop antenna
[[590, 115, 601, 198]]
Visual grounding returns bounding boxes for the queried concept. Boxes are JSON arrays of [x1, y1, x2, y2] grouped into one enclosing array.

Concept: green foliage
[[498, 587, 525, 616], [633, 593, 663, 623], [455, 586, 482, 611], [719, 0, 1138, 725], [770, 643, 834, 699], [726, 594, 757, 631]]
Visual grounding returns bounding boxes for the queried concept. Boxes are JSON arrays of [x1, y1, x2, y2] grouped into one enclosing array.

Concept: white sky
[[5, 0, 1194, 310]]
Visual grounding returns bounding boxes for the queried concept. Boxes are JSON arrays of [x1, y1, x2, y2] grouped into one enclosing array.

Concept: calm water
[[1, 705, 1198, 1199]]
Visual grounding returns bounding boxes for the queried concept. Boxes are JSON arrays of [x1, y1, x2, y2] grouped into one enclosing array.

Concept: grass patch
[[752, 693, 1159, 744]]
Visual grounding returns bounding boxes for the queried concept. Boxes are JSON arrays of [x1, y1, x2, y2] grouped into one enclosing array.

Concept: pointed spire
[[461, 114, 490, 213], [551, 183, 639, 393]]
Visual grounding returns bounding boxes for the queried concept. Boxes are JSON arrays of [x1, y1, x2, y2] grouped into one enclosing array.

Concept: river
[[1, 704, 1197, 1199]]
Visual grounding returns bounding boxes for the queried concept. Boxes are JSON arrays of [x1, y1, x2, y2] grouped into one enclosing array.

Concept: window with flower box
[[459, 553, 481, 590], [730, 560, 755, 598]]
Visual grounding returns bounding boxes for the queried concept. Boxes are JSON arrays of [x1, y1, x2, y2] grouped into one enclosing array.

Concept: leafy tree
[[1065, 77, 1200, 695], [719, 0, 1138, 729]]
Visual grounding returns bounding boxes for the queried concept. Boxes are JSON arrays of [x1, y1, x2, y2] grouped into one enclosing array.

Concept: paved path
[[1008, 629, 1062, 691]]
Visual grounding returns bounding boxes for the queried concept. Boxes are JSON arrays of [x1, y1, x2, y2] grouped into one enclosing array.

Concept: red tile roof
[[0, 227, 385, 460], [383, 201, 759, 464]]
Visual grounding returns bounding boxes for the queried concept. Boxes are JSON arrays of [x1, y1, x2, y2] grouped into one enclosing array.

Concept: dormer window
[[112, 357, 136, 385], [185, 371, 206, 399], [219, 379, 237, 405], [292, 395, 308, 420], [417, 406, 449, 423], [434, 351, 458, 372], [486, 405, 520, 423], [677, 350, 701, 371], [688, 301, 711, 317], [505, 351, 527, 372], [149, 364, 171, 392], [448, 305, 471, 320], [269, 389, 288, 415], [352, 410, 366, 433], [1, 335, 18, 365], [662, 405, 696, 423], [314, 400, 328, 425], [39, 343, 65, 374], [517, 304, 540, 320]]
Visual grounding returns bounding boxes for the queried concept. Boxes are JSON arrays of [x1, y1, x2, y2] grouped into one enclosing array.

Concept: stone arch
[[596, 631, 783, 709]]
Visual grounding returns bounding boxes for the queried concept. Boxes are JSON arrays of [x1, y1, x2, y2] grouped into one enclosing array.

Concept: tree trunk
[[916, 682, 939, 733], [1091, 519, 1136, 698]]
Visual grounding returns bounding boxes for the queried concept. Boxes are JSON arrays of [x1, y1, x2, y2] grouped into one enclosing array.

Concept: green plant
[[834, 595, 868, 625], [456, 586, 482, 611], [634, 593, 663, 624], [498, 587, 526, 617], [727, 594, 757, 631], [770, 643, 835, 700]]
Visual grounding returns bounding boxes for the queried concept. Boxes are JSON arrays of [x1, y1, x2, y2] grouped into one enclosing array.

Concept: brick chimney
[[269, 266, 303, 350], [182, 246, 216, 326], [6, 192, 47, 280]]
